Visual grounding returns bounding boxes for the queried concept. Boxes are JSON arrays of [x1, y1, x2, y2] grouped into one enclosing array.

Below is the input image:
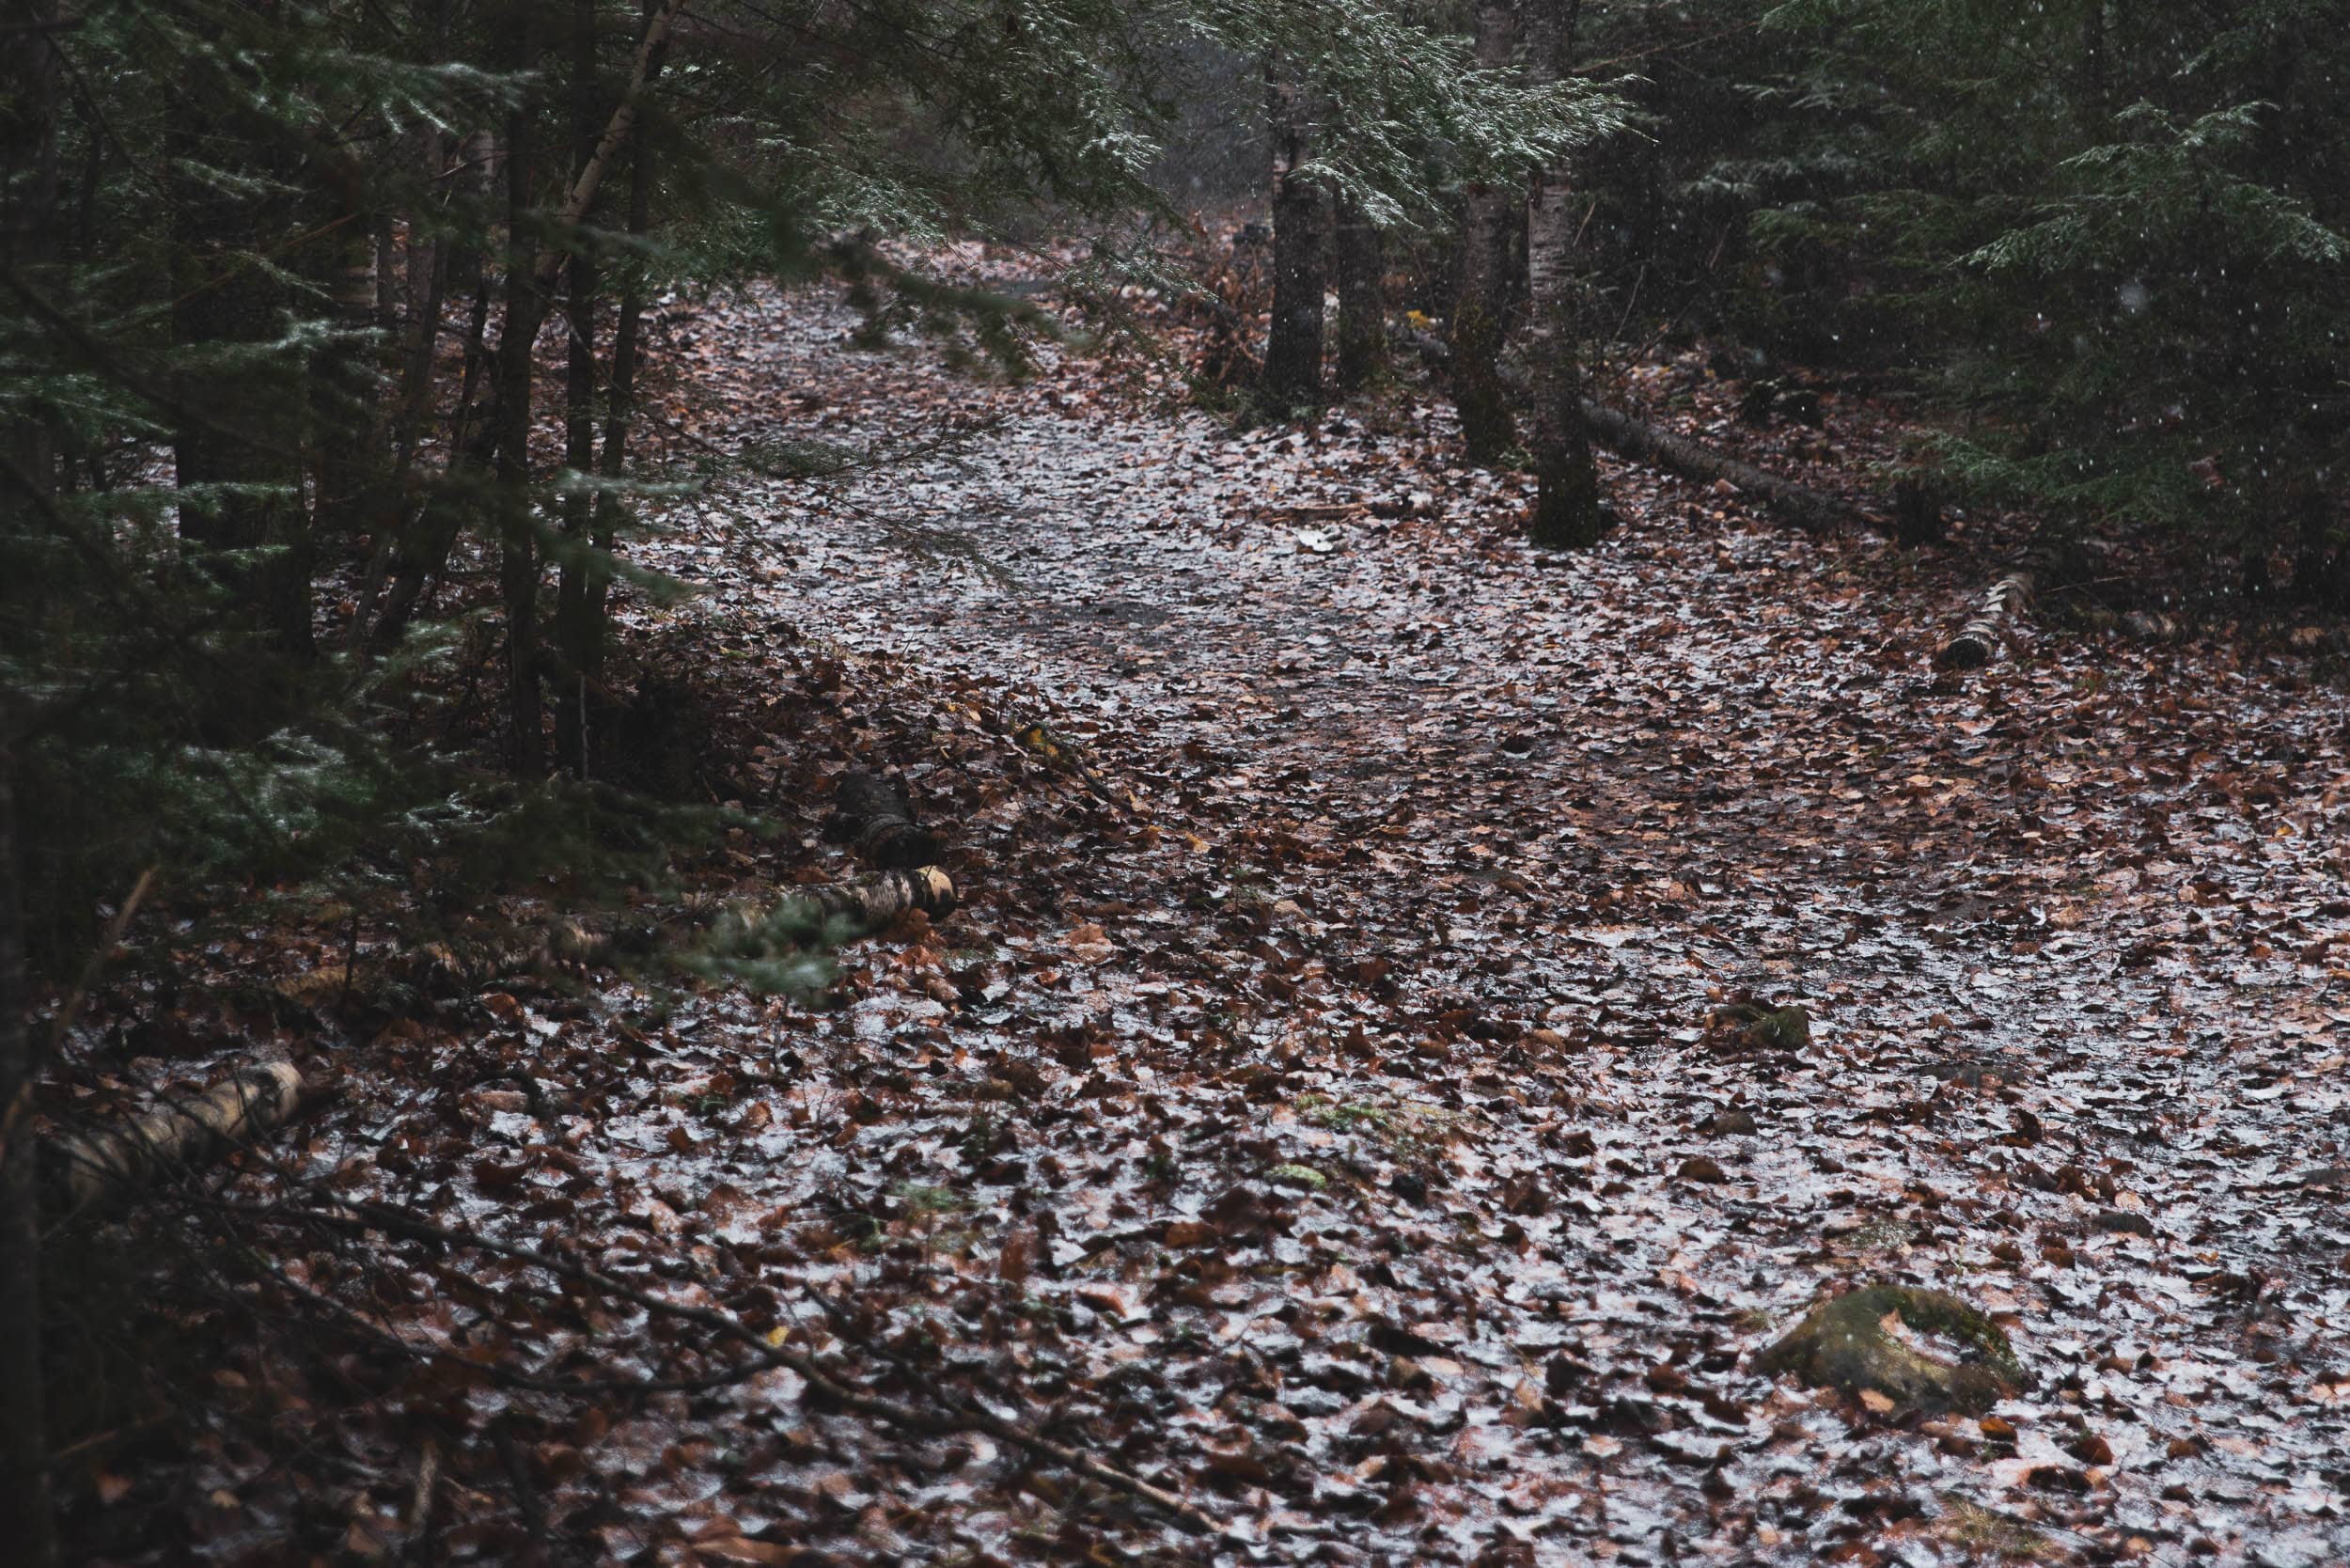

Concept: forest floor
[[59, 242, 2350, 1567]]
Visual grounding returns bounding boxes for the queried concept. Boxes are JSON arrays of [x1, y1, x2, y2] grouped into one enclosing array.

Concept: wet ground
[[630, 271, 2350, 1565], [117, 265, 2350, 1566]]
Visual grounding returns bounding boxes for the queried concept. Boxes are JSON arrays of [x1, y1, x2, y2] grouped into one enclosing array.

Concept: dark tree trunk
[[586, 42, 664, 671], [0, 37, 62, 1554], [1522, 0, 1606, 550], [368, 229, 494, 652], [0, 735, 52, 1568], [1258, 64, 1324, 411], [1331, 196, 1385, 396], [496, 13, 547, 776], [1450, 0, 1518, 465], [556, 0, 603, 778], [1, 0, 62, 501]]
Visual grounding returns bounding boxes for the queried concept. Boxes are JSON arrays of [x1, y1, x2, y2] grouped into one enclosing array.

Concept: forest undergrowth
[[45, 235, 2350, 1567]]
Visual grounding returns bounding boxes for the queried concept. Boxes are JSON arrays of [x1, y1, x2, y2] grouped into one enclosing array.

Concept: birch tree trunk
[[1450, 0, 1519, 465], [1258, 61, 1325, 411], [1522, 0, 1606, 549]]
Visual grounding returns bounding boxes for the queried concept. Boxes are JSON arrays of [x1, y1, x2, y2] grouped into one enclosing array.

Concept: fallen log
[[787, 865, 956, 933], [1403, 329, 1866, 532], [1935, 571, 2035, 670], [825, 769, 941, 870], [1574, 398, 1867, 533], [49, 1060, 305, 1210]]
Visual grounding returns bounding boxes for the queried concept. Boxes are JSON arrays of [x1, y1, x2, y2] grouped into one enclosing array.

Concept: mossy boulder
[[1753, 1283, 2027, 1417], [1718, 1000, 1810, 1052]]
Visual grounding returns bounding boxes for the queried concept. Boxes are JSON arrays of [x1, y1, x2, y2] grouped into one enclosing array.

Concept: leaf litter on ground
[[48, 234, 2350, 1567]]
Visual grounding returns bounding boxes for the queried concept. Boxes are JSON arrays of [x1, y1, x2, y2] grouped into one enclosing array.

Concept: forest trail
[[552, 267, 2350, 1565]]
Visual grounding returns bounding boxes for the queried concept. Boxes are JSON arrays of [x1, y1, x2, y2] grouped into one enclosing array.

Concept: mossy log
[[1935, 572, 2034, 670], [48, 1061, 306, 1210], [826, 769, 941, 870], [1753, 1283, 2027, 1417]]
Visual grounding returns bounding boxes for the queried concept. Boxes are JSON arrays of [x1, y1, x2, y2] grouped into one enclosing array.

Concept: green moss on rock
[[1753, 1283, 2027, 1416], [1719, 1001, 1811, 1052]]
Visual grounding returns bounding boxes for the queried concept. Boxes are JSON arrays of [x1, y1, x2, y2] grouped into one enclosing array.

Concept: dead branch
[[530, 0, 687, 290], [784, 865, 955, 933]]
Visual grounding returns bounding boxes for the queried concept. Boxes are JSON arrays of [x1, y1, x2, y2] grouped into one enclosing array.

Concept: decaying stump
[[49, 1061, 305, 1210], [825, 769, 941, 870], [1891, 477, 1944, 546], [1935, 571, 2035, 670]]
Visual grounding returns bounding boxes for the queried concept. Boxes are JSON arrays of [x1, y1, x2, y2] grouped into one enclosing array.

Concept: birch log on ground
[[49, 1061, 306, 1210], [1935, 572, 2035, 670], [825, 770, 941, 870], [786, 867, 956, 934]]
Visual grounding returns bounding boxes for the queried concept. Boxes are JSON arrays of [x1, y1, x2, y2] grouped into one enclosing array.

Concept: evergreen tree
[[1749, 0, 2350, 583]]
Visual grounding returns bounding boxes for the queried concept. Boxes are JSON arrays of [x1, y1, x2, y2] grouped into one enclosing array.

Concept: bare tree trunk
[[1258, 61, 1324, 412], [583, 17, 667, 701], [1331, 195, 1385, 396], [368, 233, 494, 652], [1450, 0, 1519, 464], [556, 0, 603, 777], [497, 11, 546, 777], [0, 10, 61, 1512], [307, 160, 389, 559], [0, 731, 54, 1568], [1522, 0, 1606, 549]]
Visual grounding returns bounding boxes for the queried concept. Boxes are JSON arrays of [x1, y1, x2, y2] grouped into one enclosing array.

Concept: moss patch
[[1753, 1283, 2027, 1416]]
